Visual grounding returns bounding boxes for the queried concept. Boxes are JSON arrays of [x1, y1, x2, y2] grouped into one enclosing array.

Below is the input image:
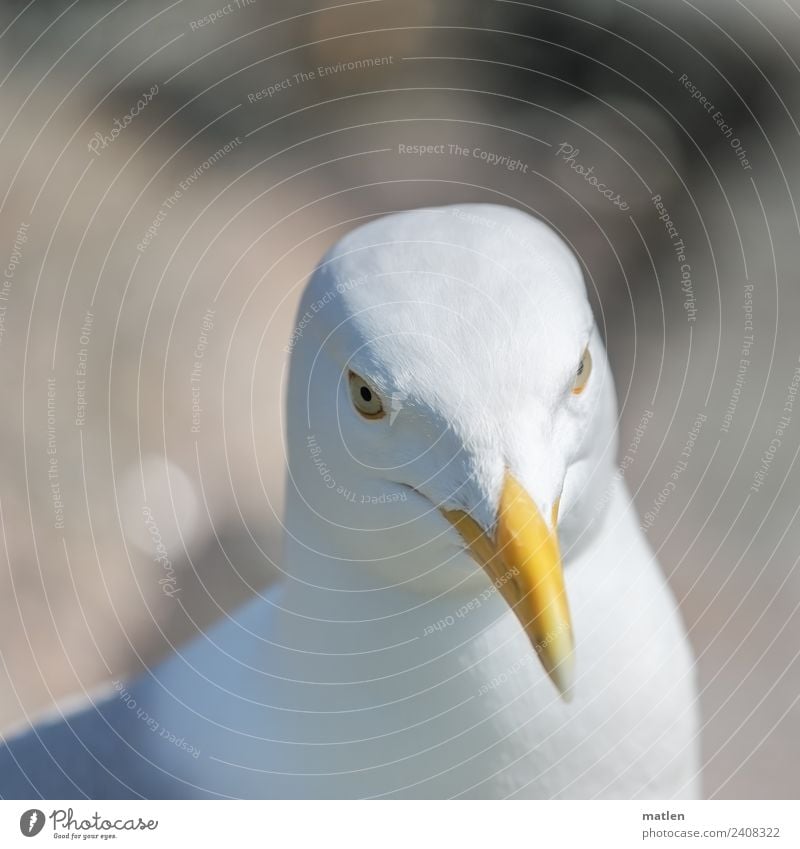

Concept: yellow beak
[[442, 473, 575, 700]]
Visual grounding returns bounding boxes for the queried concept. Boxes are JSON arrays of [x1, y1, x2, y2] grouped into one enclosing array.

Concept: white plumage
[[0, 204, 700, 799]]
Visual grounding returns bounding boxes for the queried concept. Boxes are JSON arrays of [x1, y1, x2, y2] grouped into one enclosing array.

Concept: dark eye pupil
[[360, 386, 372, 402]]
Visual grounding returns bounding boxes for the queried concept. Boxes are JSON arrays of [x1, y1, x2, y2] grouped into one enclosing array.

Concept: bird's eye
[[348, 371, 385, 419], [572, 347, 592, 394]]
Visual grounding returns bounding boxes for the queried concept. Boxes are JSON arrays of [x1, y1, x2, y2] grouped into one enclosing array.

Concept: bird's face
[[286, 204, 618, 697]]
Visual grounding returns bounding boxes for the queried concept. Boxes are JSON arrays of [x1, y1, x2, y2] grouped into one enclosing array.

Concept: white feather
[[0, 204, 700, 799]]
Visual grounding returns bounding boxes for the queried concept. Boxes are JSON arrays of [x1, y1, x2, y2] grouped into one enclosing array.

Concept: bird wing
[[0, 585, 285, 800], [0, 674, 204, 799]]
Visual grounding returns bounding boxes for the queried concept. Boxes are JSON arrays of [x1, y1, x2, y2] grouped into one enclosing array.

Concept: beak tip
[[541, 647, 575, 702], [557, 673, 575, 703]]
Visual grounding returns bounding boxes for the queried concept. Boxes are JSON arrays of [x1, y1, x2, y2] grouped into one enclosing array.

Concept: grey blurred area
[[0, 0, 799, 798]]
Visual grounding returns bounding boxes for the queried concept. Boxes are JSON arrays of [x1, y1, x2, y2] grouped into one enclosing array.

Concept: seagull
[[0, 204, 700, 799]]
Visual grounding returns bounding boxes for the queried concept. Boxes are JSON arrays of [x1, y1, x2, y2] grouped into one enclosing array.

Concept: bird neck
[[277, 486, 512, 658], [275, 454, 620, 657]]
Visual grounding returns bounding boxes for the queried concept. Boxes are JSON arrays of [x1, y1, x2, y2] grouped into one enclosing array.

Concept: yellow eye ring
[[348, 371, 385, 419], [572, 347, 592, 395]]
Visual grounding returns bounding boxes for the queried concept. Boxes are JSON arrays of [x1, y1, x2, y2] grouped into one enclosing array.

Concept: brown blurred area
[[1, 0, 799, 798]]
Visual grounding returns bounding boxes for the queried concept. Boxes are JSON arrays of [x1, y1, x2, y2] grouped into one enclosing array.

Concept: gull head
[[284, 204, 618, 697]]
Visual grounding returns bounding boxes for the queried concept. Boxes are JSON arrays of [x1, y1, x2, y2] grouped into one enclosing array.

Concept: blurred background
[[0, 0, 799, 798]]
